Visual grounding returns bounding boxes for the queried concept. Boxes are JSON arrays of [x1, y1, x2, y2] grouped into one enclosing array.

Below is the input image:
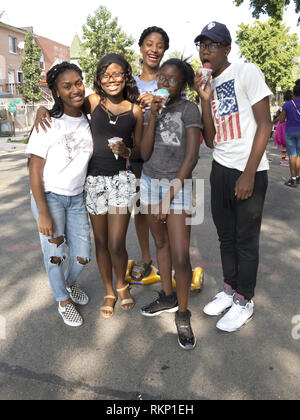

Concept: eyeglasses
[[100, 72, 125, 82], [158, 74, 183, 87], [195, 42, 227, 52]]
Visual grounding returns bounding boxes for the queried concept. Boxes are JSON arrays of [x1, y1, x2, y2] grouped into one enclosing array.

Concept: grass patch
[[7, 138, 29, 144]]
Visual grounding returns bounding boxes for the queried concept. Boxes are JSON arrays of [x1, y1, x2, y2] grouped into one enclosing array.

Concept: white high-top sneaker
[[203, 291, 234, 316], [216, 295, 254, 332]]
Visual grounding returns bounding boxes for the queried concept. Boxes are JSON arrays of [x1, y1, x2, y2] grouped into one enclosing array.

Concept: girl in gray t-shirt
[[139, 59, 202, 350]]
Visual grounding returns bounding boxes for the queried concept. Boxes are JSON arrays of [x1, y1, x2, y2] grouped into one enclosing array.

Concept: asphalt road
[[0, 138, 299, 401]]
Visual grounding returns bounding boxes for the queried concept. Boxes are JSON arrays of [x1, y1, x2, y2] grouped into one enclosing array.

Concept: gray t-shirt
[[142, 99, 202, 181]]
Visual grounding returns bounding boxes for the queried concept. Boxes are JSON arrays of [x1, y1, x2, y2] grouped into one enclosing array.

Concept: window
[[39, 54, 45, 70], [54, 57, 63, 65], [8, 70, 15, 84], [8, 36, 17, 53], [17, 71, 23, 84]]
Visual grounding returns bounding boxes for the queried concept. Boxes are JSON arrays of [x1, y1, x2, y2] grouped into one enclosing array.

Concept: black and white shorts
[[84, 171, 136, 215]]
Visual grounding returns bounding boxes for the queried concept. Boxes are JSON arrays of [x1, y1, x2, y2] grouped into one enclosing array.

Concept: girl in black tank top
[[88, 102, 136, 177], [83, 54, 144, 319]]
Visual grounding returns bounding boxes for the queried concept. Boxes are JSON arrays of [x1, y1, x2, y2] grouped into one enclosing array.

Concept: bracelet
[[126, 147, 132, 159]]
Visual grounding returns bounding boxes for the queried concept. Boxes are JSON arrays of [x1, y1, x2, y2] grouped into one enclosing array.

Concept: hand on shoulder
[[87, 93, 101, 114]]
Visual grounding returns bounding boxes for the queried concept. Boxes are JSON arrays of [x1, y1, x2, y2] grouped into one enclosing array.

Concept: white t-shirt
[[210, 63, 273, 171], [26, 113, 93, 196]]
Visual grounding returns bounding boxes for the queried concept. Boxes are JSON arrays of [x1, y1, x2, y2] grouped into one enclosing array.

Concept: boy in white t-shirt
[[194, 22, 272, 332], [26, 62, 93, 328]]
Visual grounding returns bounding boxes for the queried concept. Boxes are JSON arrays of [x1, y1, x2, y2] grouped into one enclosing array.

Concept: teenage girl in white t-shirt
[[27, 63, 93, 328]]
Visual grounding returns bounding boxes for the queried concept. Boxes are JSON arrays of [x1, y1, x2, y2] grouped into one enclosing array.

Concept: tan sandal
[[116, 284, 135, 311], [99, 295, 117, 319]]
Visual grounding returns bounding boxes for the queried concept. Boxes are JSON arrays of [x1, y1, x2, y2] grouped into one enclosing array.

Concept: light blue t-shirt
[[134, 76, 158, 95], [134, 75, 186, 101]]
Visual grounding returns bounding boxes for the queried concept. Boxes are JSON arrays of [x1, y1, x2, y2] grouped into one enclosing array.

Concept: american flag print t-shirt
[[212, 79, 242, 143], [210, 63, 272, 172]]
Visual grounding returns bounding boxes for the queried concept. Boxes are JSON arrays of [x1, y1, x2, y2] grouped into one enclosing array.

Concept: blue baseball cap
[[194, 22, 232, 45]]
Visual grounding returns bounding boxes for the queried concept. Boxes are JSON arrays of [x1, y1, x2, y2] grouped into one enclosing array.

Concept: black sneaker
[[175, 310, 196, 350], [285, 178, 297, 188], [140, 291, 178, 317], [297, 176, 300, 185]]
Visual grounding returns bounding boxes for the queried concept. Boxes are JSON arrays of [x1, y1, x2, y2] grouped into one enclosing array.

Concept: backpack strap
[[291, 100, 300, 117]]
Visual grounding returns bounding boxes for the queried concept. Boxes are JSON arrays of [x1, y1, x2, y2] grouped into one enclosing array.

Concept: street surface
[[0, 137, 299, 400]]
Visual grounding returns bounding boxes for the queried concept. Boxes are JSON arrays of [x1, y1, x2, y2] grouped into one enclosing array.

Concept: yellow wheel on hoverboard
[[126, 260, 161, 285], [171, 267, 204, 292]]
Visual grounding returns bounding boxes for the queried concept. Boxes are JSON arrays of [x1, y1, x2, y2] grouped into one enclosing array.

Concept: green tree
[[236, 19, 299, 92], [233, 0, 300, 24], [19, 32, 42, 104], [79, 6, 138, 88], [189, 57, 202, 102]]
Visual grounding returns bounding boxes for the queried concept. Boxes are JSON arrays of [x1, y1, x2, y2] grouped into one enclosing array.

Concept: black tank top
[[88, 103, 136, 177]]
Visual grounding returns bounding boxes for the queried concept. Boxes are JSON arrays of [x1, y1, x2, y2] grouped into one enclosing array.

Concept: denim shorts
[[285, 132, 300, 157], [140, 173, 192, 212]]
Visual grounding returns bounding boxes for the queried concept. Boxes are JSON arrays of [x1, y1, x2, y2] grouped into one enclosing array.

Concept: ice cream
[[155, 89, 170, 107], [108, 137, 123, 160], [198, 62, 212, 90]]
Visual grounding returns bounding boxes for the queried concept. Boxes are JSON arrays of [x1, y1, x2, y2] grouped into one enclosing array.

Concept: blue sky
[[3, 0, 300, 63]]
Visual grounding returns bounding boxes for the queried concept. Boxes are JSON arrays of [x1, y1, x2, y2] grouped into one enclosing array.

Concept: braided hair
[[160, 58, 195, 89], [94, 53, 139, 104], [138, 26, 169, 51], [47, 62, 84, 118]]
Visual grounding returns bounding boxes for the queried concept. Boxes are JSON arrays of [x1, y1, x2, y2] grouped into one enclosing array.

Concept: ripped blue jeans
[[31, 192, 91, 302]]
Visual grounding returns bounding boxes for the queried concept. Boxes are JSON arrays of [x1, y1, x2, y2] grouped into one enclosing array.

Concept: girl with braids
[[33, 54, 143, 319], [139, 59, 202, 350], [84, 53, 143, 318], [26, 62, 93, 327], [130, 26, 170, 283]]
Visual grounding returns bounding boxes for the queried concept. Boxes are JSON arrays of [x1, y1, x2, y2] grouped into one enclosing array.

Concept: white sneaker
[[58, 302, 83, 327], [216, 300, 254, 332], [203, 292, 233, 316]]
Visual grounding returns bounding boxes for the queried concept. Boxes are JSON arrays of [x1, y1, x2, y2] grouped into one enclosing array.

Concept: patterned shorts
[[84, 171, 136, 215]]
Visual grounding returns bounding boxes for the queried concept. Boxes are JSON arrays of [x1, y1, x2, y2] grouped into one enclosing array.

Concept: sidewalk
[[0, 141, 299, 400], [0, 135, 28, 155]]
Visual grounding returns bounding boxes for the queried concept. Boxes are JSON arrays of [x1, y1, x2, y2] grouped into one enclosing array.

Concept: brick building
[[36, 35, 70, 83], [0, 13, 70, 96], [0, 20, 27, 96]]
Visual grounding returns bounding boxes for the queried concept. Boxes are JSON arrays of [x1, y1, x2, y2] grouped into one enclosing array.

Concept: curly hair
[[160, 58, 195, 89], [138, 26, 169, 51], [94, 53, 139, 103], [46, 62, 84, 118]]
